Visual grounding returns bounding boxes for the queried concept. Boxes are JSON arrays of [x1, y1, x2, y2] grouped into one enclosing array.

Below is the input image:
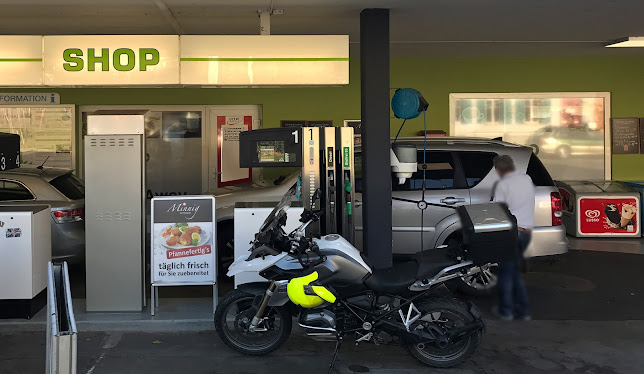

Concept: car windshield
[[259, 182, 297, 232]]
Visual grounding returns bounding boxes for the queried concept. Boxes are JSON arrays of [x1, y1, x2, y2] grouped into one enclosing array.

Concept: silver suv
[[211, 137, 568, 294]]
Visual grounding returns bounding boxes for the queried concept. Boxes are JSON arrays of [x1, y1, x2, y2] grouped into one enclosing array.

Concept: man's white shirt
[[493, 171, 536, 230]]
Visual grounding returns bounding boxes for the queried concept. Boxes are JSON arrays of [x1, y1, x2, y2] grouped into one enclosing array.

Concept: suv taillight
[[551, 192, 562, 226], [52, 208, 84, 223]]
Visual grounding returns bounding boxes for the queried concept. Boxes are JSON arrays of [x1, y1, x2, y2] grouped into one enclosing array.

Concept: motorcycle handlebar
[[294, 237, 326, 268]]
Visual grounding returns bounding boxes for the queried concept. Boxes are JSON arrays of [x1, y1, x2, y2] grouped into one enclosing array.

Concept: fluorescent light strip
[[181, 57, 349, 62], [606, 37, 644, 48], [0, 58, 42, 62]]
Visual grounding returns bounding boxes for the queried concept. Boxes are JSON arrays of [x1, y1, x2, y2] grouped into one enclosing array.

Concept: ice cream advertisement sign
[[151, 196, 216, 285], [578, 196, 639, 236]]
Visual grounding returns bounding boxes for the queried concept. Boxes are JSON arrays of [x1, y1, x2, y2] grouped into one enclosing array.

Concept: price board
[[0, 132, 20, 171], [611, 118, 640, 154]]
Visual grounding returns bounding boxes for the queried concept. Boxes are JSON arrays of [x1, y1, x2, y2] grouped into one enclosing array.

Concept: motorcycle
[[215, 185, 487, 370]]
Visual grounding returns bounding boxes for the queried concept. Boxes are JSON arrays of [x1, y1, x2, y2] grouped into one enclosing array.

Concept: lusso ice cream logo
[[167, 202, 201, 219], [585, 210, 600, 222]]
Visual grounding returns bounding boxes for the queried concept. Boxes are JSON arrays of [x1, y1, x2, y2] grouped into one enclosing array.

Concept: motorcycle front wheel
[[215, 289, 292, 355], [404, 297, 482, 368]]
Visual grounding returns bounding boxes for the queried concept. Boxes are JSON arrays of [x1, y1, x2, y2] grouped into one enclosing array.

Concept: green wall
[[10, 55, 644, 180]]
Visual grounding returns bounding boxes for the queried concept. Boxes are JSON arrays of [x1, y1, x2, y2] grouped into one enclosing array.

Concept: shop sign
[[43, 35, 180, 86], [180, 35, 349, 85], [0, 35, 349, 87], [0, 93, 59, 105], [0, 36, 43, 86], [151, 196, 216, 285], [578, 196, 640, 236]]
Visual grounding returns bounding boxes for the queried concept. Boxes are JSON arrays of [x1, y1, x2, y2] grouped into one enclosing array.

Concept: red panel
[[217, 115, 252, 187], [578, 197, 639, 235]]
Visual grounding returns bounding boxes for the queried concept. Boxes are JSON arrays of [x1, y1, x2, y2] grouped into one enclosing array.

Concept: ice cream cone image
[[620, 204, 637, 228]]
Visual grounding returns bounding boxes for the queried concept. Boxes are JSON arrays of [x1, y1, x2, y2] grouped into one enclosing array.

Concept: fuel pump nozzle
[[344, 177, 352, 216]]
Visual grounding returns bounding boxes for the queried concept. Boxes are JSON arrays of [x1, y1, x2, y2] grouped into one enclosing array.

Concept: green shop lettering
[[63, 48, 160, 72]]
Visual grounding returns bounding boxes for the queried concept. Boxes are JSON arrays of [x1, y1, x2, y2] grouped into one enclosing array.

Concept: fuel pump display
[[240, 128, 303, 168], [239, 126, 355, 243]]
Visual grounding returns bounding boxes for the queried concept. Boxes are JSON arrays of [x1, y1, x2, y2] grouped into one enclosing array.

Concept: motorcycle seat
[[364, 261, 418, 294], [363, 247, 461, 294], [414, 247, 460, 280]]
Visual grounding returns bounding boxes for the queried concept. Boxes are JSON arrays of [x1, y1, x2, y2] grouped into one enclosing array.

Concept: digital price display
[[239, 128, 303, 168], [0, 133, 20, 171]]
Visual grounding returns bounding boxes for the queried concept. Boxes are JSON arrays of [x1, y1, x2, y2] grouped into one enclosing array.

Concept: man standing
[[492, 155, 535, 320]]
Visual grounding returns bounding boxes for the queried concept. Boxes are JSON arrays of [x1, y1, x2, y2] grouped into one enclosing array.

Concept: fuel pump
[[239, 126, 355, 242]]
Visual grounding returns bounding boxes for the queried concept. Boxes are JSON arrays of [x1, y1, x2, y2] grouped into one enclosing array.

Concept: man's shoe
[[491, 306, 513, 321], [517, 315, 532, 321]]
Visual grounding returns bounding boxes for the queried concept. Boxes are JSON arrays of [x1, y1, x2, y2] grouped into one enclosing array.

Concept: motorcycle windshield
[[259, 183, 297, 232]]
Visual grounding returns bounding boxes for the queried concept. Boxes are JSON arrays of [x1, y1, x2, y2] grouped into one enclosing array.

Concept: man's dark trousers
[[498, 231, 531, 318]]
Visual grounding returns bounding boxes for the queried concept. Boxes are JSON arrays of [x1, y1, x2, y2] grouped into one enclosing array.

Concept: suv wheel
[[456, 264, 498, 296], [446, 237, 498, 296]]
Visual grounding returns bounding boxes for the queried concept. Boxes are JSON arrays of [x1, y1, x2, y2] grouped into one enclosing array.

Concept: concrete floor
[[2, 246, 644, 373], [2, 320, 642, 374]]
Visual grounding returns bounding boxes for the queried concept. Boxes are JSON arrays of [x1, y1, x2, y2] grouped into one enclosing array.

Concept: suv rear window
[[458, 151, 496, 188], [527, 153, 555, 186], [50, 173, 85, 200]]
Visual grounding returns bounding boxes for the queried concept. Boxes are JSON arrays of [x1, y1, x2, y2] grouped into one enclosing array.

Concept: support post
[[360, 8, 392, 269], [259, 10, 271, 35]]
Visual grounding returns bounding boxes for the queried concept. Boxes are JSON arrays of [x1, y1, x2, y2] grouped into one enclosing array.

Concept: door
[[144, 110, 204, 199], [206, 106, 261, 191], [391, 150, 470, 253], [354, 150, 470, 254]]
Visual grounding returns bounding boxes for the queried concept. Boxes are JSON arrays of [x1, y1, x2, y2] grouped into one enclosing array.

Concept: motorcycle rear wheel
[[215, 289, 292, 355], [404, 297, 482, 368]]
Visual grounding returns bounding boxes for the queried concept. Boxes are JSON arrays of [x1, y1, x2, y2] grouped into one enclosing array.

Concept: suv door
[[354, 150, 470, 254]]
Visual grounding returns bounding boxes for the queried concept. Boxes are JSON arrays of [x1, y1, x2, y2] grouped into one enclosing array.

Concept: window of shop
[[79, 105, 261, 199], [0, 105, 75, 170], [450, 93, 611, 180]]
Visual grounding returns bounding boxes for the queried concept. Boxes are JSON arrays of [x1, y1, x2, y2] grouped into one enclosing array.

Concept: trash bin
[[624, 181, 644, 236]]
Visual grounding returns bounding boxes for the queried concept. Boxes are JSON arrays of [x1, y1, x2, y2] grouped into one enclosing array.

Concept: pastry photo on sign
[[159, 222, 210, 249]]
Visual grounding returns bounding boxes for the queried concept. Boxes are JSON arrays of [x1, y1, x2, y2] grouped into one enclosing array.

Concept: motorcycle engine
[[299, 309, 337, 341]]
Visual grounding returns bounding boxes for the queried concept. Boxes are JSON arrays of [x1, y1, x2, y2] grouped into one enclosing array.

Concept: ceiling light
[[606, 37, 644, 48]]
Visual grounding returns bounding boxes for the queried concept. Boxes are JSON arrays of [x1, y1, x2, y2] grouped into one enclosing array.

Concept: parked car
[[209, 137, 568, 294], [526, 125, 604, 158], [0, 167, 85, 262]]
